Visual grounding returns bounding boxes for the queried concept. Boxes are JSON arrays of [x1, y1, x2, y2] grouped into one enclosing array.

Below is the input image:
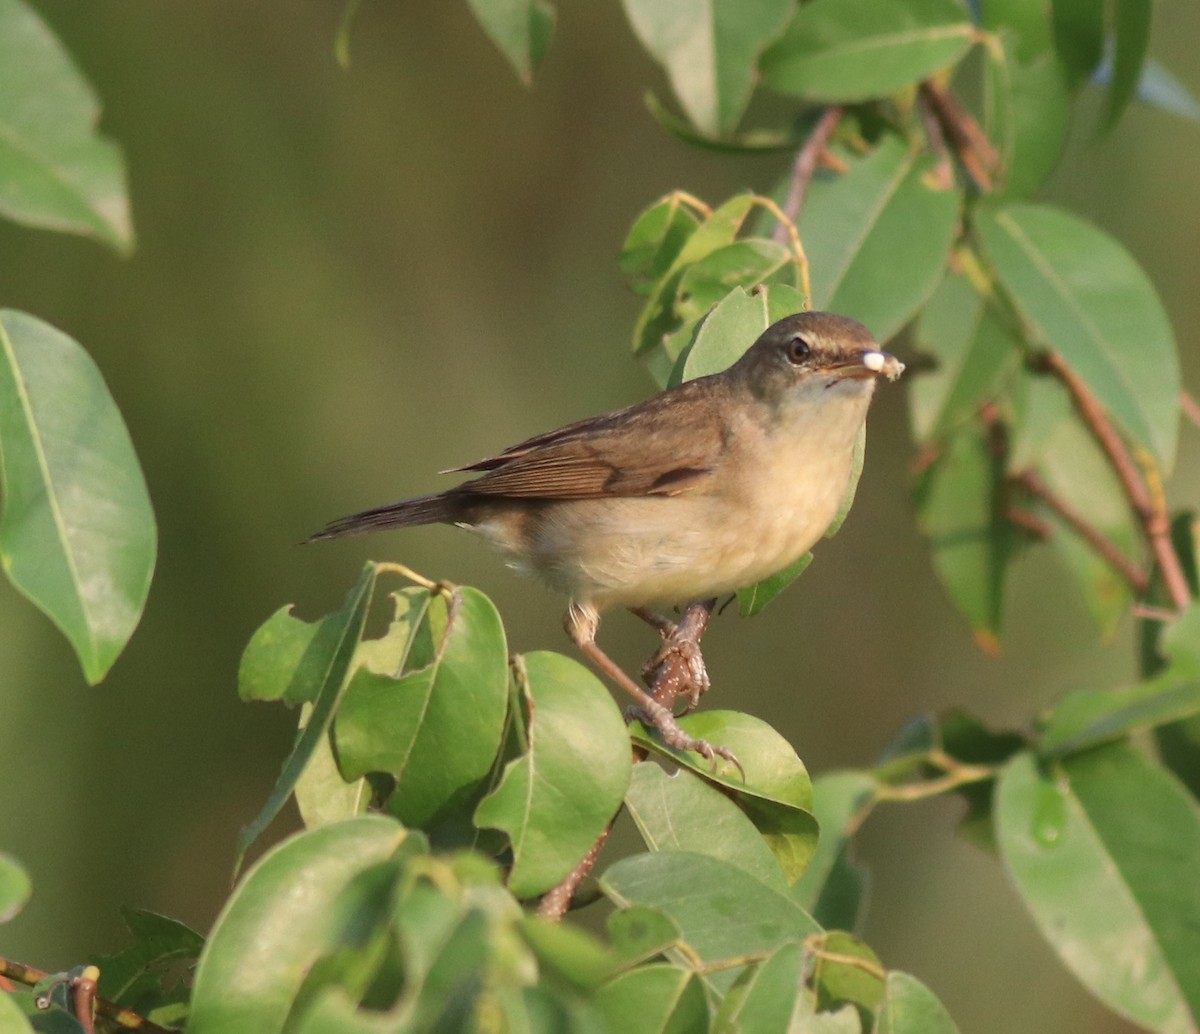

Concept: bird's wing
[[445, 379, 726, 499]]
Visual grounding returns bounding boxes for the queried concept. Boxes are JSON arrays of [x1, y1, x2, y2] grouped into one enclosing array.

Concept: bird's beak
[[831, 350, 905, 382]]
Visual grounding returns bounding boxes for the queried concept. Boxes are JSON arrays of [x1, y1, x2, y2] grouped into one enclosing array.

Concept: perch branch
[[773, 107, 843, 243]]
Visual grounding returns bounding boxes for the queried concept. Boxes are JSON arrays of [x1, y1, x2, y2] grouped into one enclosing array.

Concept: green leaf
[[1039, 680, 1200, 760], [0, 0, 133, 251], [594, 965, 709, 1034], [643, 91, 808, 151], [761, 0, 974, 103], [983, 29, 1071, 198], [474, 651, 631, 898], [621, 0, 795, 137], [1049, 0, 1104, 88], [975, 202, 1180, 470], [997, 746, 1200, 1031], [0, 992, 36, 1033], [631, 711, 819, 883], [800, 136, 960, 343], [0, 311, 156, 684], [0, 851, 30, 923], [675, 239, 794, 323], [876, 971, 961, 1033], [466, 0, 555, 86], [295, 702, 371, 829], [915, 423, 1010, 648], [738, 552, 814, 617], [812, 931, 884, 1019], [189, 816, 408, 1034], [337, 586, 509, 831], [519, 916, 619, 992], [676, 283, 769, 382], [625, 761, 790, 891], [634, 193, 756, 357], [601, 851, 821, 992], [909, 272, 1017, 444], [94, 908, 204, 1016], [236, 564, 378, 868], [713, 942, 824, 1033], [619, 194, 704, 297], [1104, 0, 1152, 131], [792, 771, 875, 931]]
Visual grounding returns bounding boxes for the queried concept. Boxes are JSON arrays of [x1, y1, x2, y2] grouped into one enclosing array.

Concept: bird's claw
[[628, 704, 745, 782]]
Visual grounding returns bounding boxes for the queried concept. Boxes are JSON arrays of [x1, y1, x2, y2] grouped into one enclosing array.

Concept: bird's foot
[[630, 701, 744, 781], [641, 628, 711, 714]]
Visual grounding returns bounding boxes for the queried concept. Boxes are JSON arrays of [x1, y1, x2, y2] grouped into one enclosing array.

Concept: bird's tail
[[307, 493, 457, 542]]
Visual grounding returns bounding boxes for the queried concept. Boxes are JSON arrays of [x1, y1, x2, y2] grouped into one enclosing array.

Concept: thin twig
[[916, 86, 955, 190], [1011, 469, 1149, 594], [536, 599, 719, 920], [536, 821, 614, 920], [918, 81, 997, 192], [1040, 352, 1191, 611], [773, 107, 843, 243], [0, 957, 172, 1034]]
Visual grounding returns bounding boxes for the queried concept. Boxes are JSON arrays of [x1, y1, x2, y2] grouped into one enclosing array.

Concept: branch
[[1010, 469, 1149, 594], [537, 599, 719, 919], [918, 81, 998, 191], [1040, 352, 1191, 612], [0, 957, 172, 1034], [1182, 389, 1200, 430], [773, 107, 843, 243]]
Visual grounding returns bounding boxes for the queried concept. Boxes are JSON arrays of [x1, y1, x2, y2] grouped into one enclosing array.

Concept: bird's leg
[[631, 603, 714, 713], [565, 603, 741, 778]]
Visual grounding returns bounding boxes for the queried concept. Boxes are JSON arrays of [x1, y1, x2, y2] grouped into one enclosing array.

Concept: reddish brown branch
[[773, 107, 843, 243], [537, 599, 719, 920], [0, 957, 171, 1034], [919, 81, 998, 192], [1011, 469, 1149, 593], [1182, 390, 1200, 430], [1041, 352, 1191, 611]]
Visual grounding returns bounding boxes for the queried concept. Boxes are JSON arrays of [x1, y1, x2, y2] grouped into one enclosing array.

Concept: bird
[[310, 311, 903, 770]]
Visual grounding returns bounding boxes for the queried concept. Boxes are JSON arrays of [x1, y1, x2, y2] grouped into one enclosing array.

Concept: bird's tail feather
[[307, 493, 456, 542]]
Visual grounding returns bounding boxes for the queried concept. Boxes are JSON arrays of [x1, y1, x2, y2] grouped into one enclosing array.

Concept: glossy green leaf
[[620, 194, 703, 297], [761, 0, 974, 102], [1049, 0, 1104, 88], [0, 992, 36, 1033], [594, 964, 709, 1034], [337, 586, 509, 830], [875, 971, 961, 1033], [1040, 679, 1200, 760], [190, 816, 408, 1034], [0, 851, 30, 923], [475, 651, 631, 898], [983, 29, 1071, 198], [634, 193, 755, 356], [1104, 0, 1152, 131], [0, 311, 155, 684], [738, 552, 814, 617], [466, 0, 555, 86], [713, 942, 828, 1034], [975, 202, 1180, 470], [0, 0, 133, 251], [997, 746, 1200, 1031], [915, 423, 1010, 648], [631, 710, 819, 882], [800, 137, 960, 343], [812, 931, 883, 1019], [909, 272, 1016, 444], [626, 761, 789, 891], [676, 283, 768, 382], [236, 564, 377, 867], [601, 851, 821, 992], [792, 771, 875, 931], [295, 703, 371, 829], [621, 0, 795, 137]]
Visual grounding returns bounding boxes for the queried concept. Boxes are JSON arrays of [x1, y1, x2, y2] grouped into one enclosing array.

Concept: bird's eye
[[786, 335, 812, 364]]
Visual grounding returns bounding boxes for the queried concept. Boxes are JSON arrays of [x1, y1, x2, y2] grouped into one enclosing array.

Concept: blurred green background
[[2, 3, 1198, 1030]]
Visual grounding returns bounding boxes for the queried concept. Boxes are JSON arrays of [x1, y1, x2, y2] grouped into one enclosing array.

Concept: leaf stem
[[0, 957, 171, 1034]]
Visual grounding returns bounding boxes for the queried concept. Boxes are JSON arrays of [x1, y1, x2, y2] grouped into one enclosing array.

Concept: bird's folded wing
[[445, 383, 724, 499]]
